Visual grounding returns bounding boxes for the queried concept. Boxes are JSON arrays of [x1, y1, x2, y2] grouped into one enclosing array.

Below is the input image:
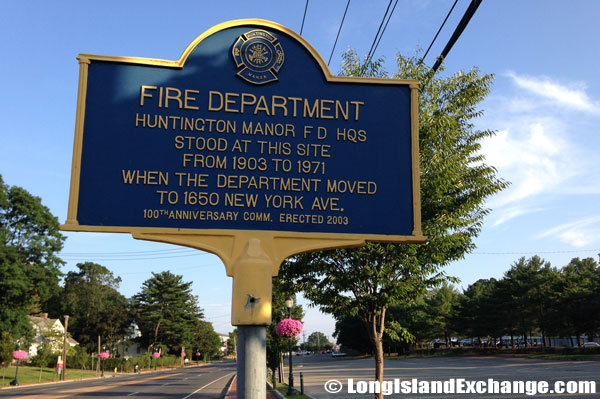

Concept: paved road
[[0, 361, 236, 399], [287, 354, 600, 398]]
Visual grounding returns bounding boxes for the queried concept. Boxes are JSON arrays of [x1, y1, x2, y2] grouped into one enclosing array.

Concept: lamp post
[[99, 351, 109, 377], [285, 297, 296, 396], [11, 349, 27, 386], [61, 315, 69, 381], [153, 350, 160, 370]]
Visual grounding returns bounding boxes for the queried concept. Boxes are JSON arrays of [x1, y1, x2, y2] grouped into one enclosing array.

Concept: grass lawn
[[271, 381, 311, 399], [0, 366, 100, 387]]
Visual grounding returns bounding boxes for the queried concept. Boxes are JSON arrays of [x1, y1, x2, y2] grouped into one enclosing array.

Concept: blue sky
[[1, 1, 599, 342]]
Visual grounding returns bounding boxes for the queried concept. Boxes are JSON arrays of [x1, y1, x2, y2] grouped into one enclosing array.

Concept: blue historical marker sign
[[63, 19, 424, 243]]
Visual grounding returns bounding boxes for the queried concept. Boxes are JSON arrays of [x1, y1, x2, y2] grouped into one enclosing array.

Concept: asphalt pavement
[[0, 361, 236, 399], [285, 354, 600, 398]]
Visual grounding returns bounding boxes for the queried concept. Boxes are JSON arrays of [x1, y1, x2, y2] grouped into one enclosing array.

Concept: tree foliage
[[60, 262, 130, 352], [281, 51, 506, 393], [0, 175, 65, 338], [192, 320, 222, 359], [132, 271, 204, 353], [306, 331, 333, 351]]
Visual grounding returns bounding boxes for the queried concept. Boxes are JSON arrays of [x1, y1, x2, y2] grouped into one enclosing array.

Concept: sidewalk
[[224, 376, 280, 399]]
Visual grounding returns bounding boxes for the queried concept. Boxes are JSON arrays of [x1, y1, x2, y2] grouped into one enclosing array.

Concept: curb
[[266, 381, 285, 399], [223, 374, 236, 399], [267, 381, 315, 399]]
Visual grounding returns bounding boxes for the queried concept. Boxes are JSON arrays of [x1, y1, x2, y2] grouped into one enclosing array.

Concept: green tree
[[281, 51, 507, 395], [556, 257, 600, 346], [0, 175, 65, 338], [385, 296, 429, 351], [226, 329, 237, 354], [502, 256, 553, 347], [133, 271, 204, 353], [193, 321, 222, 360], [454, 278, 502, 345], [307, 331, 332, 351], [424, 283, 461, 345], [60, 262, 130, 352], [0, 331, 14, 384], [32, 340, 54, 381], [333, 314, 372, 354]]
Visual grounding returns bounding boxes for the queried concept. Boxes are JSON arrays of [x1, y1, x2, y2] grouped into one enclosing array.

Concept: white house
[[217, 332, 229, 355], [28, 314, 78, 358], [117, 321, 143, 359]]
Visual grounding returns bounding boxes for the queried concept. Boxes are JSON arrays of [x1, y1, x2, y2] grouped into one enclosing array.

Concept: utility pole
[[317, 333, 320, 352], [97, 336, 101, 373], [61, 315, 69, 381]]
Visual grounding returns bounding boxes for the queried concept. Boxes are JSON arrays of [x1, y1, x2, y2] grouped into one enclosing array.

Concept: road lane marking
[[13, 373, 183, 399], [181, 372, 234, 399], [126, 392, 139, 396]]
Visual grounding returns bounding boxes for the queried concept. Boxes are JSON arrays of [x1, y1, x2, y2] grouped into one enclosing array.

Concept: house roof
[[29, 316, 62, 331], [28, 316, 79, 346]]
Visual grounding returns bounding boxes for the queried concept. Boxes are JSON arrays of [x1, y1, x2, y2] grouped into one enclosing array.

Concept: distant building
[[217, 332, 229, 355], [117, 321, 143, 358], [28, 314, 78, 358]]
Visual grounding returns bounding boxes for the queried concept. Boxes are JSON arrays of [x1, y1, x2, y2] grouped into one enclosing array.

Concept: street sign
[[62, 19, 424, 244], [62, 19, 426, 399]]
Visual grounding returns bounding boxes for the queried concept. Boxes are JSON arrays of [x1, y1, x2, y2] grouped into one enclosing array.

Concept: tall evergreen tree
[[133, 271, 203, 353], [556, 257, 600, 346], [502, 256, 552, 346], [424, 283, 461, 345], [454, 278, 502, 344]]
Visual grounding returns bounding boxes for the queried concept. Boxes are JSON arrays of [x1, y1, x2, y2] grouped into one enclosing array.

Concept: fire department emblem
[[232, 29, 284, 84]]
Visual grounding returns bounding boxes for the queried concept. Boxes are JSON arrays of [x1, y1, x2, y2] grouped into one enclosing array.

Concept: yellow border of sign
[[61, 19, 426, 278]]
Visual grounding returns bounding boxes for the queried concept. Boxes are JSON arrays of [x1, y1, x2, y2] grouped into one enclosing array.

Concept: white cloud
[[507, 72, 600, 113], [481, 119, 579, 209], [493, 205, 544, 226], [536, 217, 600, 248]]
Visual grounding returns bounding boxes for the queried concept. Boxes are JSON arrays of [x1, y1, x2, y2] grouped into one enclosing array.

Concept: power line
[[61, 252, 214, 262], [370, 0, 399, 63], [300, 0, 310, 35], [420, 0, 459, 63], [61, 248, 198, 256], [432, 0, 483, 72], [328, 0, 351, 66], [472, 249, 600, 256], [60, 247, 218, 261], [364, 0, 394, 69], [112, 263, 224, 275]]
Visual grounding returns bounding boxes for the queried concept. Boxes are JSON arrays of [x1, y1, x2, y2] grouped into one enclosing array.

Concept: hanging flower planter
[[12, 350, 27, 360], [99, 352, 110, 360], [276, 318, 303, 338], [153, 352, 160, 358]]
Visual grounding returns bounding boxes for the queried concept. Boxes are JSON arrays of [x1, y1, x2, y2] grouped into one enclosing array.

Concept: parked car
[[331, 351, 347, 357], [583, 342, 600, 347], [295, 350, 310, 356]]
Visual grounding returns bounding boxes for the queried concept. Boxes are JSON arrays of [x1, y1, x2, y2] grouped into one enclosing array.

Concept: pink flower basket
[[276, 318, 303, 338], [153, 352, 160, 358], [13, 350, 27, 360], [99, 352, 110, 360]]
